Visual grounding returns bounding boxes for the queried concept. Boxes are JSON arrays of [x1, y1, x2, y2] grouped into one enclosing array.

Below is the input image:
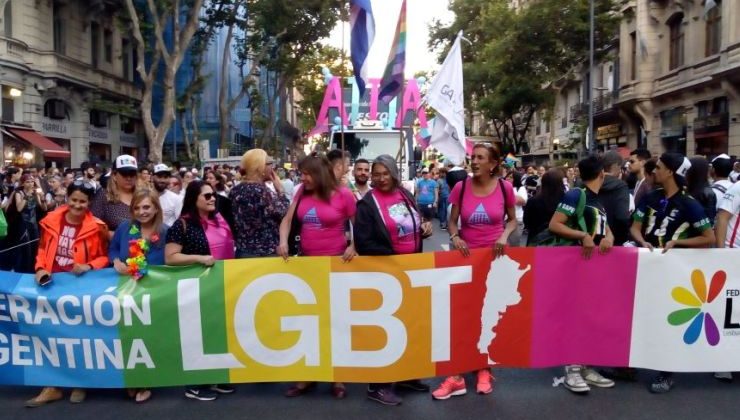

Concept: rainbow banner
[[0, 248, 738, 388]]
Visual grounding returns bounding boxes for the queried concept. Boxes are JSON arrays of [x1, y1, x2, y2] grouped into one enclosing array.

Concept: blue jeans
[[437, 196, 449, 227]]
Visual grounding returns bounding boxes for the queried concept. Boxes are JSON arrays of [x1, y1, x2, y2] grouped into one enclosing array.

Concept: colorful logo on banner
[[667, 269, 726, 346]]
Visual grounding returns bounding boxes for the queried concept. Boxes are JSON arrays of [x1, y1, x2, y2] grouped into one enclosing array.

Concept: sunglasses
[[201, 192, 215, 200]]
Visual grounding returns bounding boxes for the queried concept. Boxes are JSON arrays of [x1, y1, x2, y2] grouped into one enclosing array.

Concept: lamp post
[[587, 0, 595, 153]]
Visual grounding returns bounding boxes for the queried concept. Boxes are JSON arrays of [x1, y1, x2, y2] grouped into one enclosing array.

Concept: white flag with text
[[426, 31, 466, 165]]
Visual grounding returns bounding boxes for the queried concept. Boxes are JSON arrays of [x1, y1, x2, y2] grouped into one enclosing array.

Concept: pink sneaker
[[476, 369, 494, 394], [432, 376, 467, 400]]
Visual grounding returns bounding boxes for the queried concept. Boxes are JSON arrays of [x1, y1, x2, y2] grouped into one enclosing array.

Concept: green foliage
[[430, 0, 619, 154]]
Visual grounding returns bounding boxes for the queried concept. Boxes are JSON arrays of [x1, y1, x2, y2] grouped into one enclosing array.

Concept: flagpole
[[340, 11, 347, 158], [397, 80, 406, 176]]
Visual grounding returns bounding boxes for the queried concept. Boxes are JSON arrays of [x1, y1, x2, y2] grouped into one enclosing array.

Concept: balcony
[[569, 103, 588, 122], [593, 92, 617, 114]]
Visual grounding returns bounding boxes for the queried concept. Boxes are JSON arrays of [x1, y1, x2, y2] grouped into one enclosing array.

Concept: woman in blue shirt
[[108, 189, 168, 403]]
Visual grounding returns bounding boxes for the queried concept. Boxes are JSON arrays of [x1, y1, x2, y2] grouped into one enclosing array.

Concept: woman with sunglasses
[[91, 155, 139, 239], [432, 142, 517, 400], [277, 154, 357, 399], [26, 181, 109, 407], [165, 180, 235, 401]]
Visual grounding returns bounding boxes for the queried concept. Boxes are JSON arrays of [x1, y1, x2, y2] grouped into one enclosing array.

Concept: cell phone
[[38, 273, 52, 287]]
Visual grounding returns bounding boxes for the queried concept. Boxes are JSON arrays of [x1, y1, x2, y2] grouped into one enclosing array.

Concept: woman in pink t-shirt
[[432, 143, 517, 401], [277, 154, 356, 399]]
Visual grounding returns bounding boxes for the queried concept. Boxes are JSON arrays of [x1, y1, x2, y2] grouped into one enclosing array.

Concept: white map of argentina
[[477, 255, 531, 364]]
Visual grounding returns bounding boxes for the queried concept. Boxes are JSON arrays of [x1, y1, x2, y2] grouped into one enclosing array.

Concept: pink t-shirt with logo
[[297, 187, 356, 256], [371, 189, 421, 255], [204, 213, 235, 260], [448, 178, 515, 249]]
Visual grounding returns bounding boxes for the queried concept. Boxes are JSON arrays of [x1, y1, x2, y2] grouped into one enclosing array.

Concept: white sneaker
[[714, 372, 733, 382], [582, 368, 615, 388], [564, 365, 590, 393]]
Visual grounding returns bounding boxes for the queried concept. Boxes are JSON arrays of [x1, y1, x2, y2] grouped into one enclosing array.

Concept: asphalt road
[[2, 224, 738, 420]]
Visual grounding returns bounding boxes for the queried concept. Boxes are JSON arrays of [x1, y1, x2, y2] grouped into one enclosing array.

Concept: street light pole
[[587, 0, 595, 153]]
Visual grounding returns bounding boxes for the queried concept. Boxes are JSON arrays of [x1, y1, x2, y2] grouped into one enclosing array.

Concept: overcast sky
[[325, 0, 455, 78]]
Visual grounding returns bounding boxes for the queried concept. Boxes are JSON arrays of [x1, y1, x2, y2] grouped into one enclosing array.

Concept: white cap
[[153, 163, 171, 174], [421, 167, 430, 173], [114, 155, 138, 171], [712, 153, 731, 163]]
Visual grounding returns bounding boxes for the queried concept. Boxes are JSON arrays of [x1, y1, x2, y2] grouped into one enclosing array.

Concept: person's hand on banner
[[581, 235, 595, 260], [277, 242, 290, 261], [199, 255, 215, 267], [494, 238, 506, 259], [342, 244, 357, 262], [452, 235, 469, 257], [71, 264, 91, 276], [662, 240, 677, 254]]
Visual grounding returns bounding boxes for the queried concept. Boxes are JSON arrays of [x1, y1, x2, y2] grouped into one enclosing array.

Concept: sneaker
[[397, 379, 430, 392], [582, 368, 615, 388], [210, 384, 235, 394], [69, 388, 86, 404], [476, 369, 494, 394], [367, 387, 402, 406], [563, 365, 590, 393], [432, 377, 467, 400], [649, 374, 674, 394], [185, 387, 218, 401], [714, 372, 733, 382], [25, 387, 63, 408]]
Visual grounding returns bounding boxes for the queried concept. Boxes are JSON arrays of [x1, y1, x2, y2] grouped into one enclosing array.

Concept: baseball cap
[[153, 163, 171, 175], [114, 155, 138, 171], [711, 153, 731, 163], [421, 167, 430, 174]]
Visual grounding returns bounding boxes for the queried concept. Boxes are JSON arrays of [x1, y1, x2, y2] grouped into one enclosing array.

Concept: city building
[[0, 0, 145, 169]]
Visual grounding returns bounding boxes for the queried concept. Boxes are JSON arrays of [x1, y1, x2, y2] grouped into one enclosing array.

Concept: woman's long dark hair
[[298, 154, 337, 202], [538, 168, 566, 213], [181, 180, 216, 225], [511, 171, 523, 189], [686, 157, 710, 198]]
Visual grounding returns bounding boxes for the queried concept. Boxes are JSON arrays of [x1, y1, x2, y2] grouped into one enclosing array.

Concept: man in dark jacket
[[598, 151, 631, 245]]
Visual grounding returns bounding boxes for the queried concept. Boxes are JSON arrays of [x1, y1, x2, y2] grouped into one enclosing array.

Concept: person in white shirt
[[278, 168, 295, 201], [152, 164, 183, 227], [710, 154, 734, 203], [730, 161, 740, 183], [716, 181, 740, 249]]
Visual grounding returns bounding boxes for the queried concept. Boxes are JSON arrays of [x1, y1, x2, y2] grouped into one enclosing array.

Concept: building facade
[[0, 0, 144, 169]]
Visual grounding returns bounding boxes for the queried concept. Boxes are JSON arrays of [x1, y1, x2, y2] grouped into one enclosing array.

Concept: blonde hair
[[129, 189, 163, 233], [241, 149, 268, 180]]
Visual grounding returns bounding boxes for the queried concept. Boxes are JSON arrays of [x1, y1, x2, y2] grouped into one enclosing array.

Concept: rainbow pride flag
[[379, 0, 406, 103]]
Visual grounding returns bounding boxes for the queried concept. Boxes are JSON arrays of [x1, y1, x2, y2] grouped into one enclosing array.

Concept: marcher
[[687, 157, 717, 224], [437, 167, 451, 230], [230, 149, 289, 258], [151, 164, 183, 227], [277, 154, 356, 399], [549, 155, 616, 393], [26, 180, 109, 407], [710, 154, 734, 202], [630, 149, 653, 205], [91, 155, 139, 238], [433, 143, 516, 400], [165, 180, 235, 401], [415, 168, 438, 222], [523, 169, 565, 245], [354, 154, 433, 405], [352, 158, 371, 199], [598, 151, 631, 245], [505, 170, 528, 245], [630, 153, 715, 394]]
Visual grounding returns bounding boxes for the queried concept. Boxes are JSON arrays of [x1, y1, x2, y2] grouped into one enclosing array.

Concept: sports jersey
[[633, 188, 712, 248], [555, 187, 608, 245]]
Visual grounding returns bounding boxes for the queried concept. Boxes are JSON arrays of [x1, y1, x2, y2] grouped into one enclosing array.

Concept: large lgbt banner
[[0, 248, 738, 388]]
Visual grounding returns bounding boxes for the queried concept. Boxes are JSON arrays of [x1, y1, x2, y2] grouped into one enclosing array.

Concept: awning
[[5, 128, 71, 158]]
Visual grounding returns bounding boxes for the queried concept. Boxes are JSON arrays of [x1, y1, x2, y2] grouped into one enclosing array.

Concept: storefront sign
[[694, 112, 728, 135], [596, 124, 621, 141], [41, 118, 70, 139], [89, 126, 111, 143]]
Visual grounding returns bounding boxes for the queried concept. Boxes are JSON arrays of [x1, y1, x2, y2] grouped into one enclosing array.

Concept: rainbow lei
[[125, 224, 157, 281]]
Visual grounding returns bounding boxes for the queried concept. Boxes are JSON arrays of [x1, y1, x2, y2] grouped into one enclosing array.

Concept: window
[[668, 14, 684, 70], [630, 32, 637, 80], [535, 115, 541, 135], [697, 101, 709, 118], [53, 1, 65, 54], [104, 29, 112, 63], [122, 38, 132, 81], [705, 1, 721, 56], [3, 1, 11, 38], [713, 97, 728, 114], [91, 22, 100, 68], [2, 97, 14, 121]]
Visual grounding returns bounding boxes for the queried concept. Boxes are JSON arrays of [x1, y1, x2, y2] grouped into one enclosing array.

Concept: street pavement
[[2, 224, 739, 419]]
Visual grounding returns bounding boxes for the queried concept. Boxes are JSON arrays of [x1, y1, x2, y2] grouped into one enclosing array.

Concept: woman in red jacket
[[25, 180, 109, 407]]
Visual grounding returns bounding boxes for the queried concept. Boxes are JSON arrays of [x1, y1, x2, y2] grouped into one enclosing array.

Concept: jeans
[[437, 196, 449, 227]]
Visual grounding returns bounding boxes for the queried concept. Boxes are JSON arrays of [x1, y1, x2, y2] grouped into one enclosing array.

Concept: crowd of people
[[0, 143, 739, 407]]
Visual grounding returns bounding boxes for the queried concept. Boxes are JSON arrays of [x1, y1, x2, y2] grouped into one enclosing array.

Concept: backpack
[[529, 188, 588, 246]]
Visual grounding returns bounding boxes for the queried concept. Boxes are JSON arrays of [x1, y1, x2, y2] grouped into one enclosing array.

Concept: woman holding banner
[[277, 154, 357, 399], [432, 143, 517, 400], [26, 180, 109, 407], [165, 180, 235, 401], [354, 154, 434, 405]]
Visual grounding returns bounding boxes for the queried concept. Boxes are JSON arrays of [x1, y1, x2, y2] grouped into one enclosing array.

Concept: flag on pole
[[703, 0, 718, 20], [425, 31, 466, 165], [350, 0, 375, 97], [379, 0, 407, 103]]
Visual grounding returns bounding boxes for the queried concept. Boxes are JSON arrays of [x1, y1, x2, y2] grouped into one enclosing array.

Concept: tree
[[292, 45, 350, 132], [430, 0, 619, 154], [122, 0, 205, 163]]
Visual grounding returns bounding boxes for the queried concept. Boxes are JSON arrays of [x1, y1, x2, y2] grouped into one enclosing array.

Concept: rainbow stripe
[[379, 0, 406, 103]]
